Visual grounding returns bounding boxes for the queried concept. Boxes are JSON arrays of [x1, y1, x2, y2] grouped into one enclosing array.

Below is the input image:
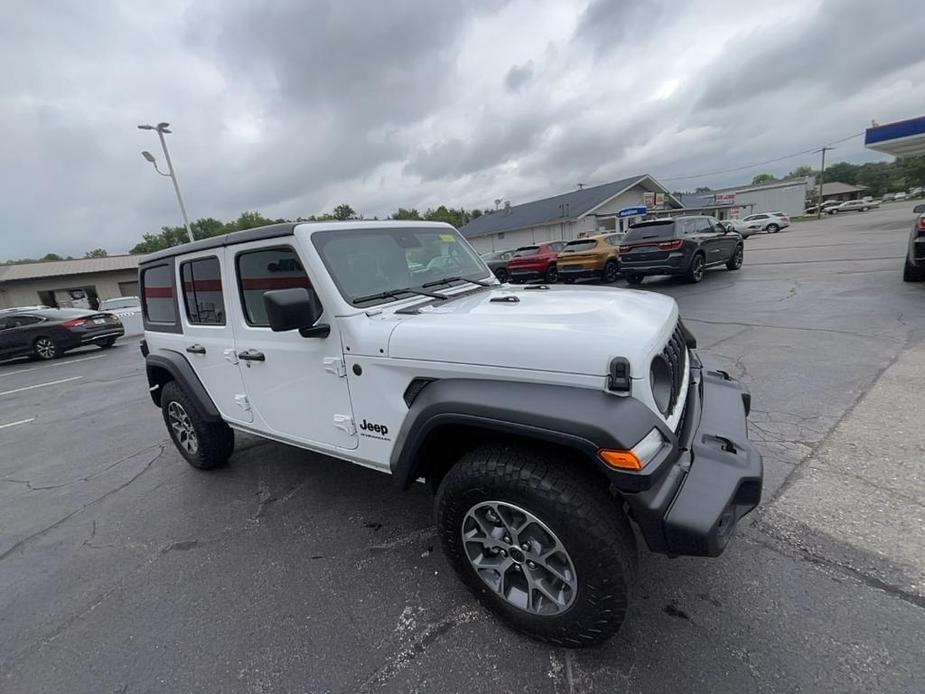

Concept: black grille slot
[[661, 322, 687, 415]]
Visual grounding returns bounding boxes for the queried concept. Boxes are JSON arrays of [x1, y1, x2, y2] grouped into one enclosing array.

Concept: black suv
[[619, 216, 744, 284]]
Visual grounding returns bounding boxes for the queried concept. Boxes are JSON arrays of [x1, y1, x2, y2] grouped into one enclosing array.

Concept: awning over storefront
[[865, 116, 925, 158]]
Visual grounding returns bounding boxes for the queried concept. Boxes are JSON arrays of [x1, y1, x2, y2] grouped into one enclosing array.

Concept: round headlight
[[650, 355, 672, 414]]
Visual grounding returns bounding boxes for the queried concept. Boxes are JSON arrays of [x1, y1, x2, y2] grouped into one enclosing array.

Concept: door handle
[[237, 349, 266, 362], [186, 344, 206, 355]]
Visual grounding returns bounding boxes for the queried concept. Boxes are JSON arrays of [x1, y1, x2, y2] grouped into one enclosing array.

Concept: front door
[[175, 251, 252, 424], [226, 241, 357, 450]]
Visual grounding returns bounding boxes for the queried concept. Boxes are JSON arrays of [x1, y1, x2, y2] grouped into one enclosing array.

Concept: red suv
[[507, 241, 566, 283]]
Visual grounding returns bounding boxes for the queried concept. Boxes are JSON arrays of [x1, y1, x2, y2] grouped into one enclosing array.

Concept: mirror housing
[[914, 204, 925, 214], [262, 287, 330, 338]]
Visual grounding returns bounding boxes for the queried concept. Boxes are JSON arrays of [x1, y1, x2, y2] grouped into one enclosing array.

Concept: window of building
[[181, 256, 225, 325], [236, 247, 311, 326]]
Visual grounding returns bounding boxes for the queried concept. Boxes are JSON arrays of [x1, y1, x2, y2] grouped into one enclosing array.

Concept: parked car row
[[481, 215, 748, 287], [0, 307, 124, 361]]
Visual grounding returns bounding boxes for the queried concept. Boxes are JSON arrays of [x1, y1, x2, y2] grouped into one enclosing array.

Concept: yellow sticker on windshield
[[440, 234, 456, 242]]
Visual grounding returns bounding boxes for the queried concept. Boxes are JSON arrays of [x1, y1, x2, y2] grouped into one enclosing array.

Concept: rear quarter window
[[140, 263, 180, 332]]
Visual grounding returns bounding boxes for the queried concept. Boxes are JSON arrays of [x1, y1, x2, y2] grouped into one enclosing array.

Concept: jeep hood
[[387, 285, 678, 377]]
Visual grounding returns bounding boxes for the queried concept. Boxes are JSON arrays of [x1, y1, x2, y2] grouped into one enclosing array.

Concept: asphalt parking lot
[[2, 204, 925, 693]]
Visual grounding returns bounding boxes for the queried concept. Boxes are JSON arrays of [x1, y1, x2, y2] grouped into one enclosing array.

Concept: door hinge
[[234, 394, 251, 412], [333, 414, 355, 436], [324, 357, 347, 377], [223, 348, 239, 365]]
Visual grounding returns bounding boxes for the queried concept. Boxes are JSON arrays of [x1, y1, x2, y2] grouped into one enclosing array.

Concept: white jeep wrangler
[[139, 221, 762, 646]]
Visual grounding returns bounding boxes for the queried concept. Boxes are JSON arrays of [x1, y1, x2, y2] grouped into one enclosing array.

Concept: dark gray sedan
[[0, 308, 124, 361], [480, 249, 516, 282]]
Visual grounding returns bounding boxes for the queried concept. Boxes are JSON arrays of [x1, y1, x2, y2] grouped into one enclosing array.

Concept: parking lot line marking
[[0, 417, 35, 429], [0, 376, 83, 397], [0, 354, 106, 378]]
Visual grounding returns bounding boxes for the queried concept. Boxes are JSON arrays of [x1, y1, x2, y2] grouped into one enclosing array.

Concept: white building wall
[[733, 182, 807, 217], [0, 270, 138, 309]]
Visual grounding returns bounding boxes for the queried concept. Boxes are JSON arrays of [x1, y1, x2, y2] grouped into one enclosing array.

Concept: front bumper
[[622, 355, 763, 557]]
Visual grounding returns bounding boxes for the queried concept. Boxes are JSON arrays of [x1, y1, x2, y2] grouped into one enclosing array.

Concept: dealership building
[[0, 255, 140, 310]]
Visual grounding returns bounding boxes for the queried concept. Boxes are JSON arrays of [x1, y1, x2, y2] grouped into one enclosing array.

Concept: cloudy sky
[[2, 0, 923, 259]]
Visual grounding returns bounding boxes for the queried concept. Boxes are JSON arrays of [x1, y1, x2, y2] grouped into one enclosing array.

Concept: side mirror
[[914, 204, 925, 214], [262, 287, 330, 338]]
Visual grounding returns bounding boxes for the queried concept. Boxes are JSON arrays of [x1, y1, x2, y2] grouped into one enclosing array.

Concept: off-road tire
[[625, 273, 644, 286], [160, 381, 234, 469], [544, 264, 559, 283], [903, 258, 925, 282], [435, 443, 636, 647], [685, 253, 705, 283], [33, 336, 59, 360], [726, 244, 744, 271], [98, 338, 117, 349], [601, 260, 620, 283]]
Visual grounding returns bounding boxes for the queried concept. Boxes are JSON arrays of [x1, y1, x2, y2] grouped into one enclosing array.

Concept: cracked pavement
[[2, 203, 925, 692]]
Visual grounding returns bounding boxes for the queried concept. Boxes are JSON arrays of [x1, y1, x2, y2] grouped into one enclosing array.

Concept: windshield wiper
[[421, 275, 494, 289], [352, 287, 447, 305]]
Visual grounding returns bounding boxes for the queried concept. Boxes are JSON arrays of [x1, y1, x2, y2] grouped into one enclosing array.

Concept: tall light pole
[[138, 122, 194, 243], [815, 145, 833, 220]]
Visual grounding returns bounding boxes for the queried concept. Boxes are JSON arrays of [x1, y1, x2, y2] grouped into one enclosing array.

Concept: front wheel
[[544, 264, 558, 283], [160, 381, 234, 469], [33, 337, 59, 360], [436, 444, 636, 647], [601, 259, 620, 283], [726, 245, 744, 270], [686, 253, 705, 283]]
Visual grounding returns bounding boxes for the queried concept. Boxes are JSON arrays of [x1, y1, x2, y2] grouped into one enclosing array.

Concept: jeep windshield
[[312, 227, 491, 306]]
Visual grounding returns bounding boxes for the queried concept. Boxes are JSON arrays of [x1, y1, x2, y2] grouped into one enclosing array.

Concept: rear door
[[177, 251, 253, 424], [227, 241, 357, 450]]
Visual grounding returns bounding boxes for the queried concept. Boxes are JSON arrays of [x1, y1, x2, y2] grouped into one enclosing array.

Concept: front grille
[[660, 322, 687, 415]]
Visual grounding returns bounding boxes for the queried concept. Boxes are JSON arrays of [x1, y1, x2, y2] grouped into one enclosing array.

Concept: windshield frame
[[311, 226, 493, 308]]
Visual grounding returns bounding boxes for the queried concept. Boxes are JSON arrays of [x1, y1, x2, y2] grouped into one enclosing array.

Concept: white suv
[[139, 221, 762, 646], [741, 212, 789, 233]]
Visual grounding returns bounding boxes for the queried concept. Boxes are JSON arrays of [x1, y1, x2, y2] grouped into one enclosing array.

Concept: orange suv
[[557, 232, 625, 283]]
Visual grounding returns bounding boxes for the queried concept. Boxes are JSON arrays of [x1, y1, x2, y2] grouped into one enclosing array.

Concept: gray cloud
[[0, 0, 923, 260]]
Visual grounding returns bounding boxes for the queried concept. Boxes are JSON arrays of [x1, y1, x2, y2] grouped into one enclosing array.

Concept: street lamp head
[[141, 150, 156, 163], [157, 122, 171, 133], [137, 124, 155, 130]]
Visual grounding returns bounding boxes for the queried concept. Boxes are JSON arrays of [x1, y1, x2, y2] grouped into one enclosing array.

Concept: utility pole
[[815, 146, 833, 220], [138, 122, 194, 243]]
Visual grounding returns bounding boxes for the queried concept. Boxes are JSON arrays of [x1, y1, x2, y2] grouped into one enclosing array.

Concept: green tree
[[391, 208, 422, 220], [190, 217, 226, 239], [787, 165, 815, 179], [41, 253, 64, 261], [84, 248, 108, 258], [694, 186, 712, 193], [900, 155, 925, 191], [232, 210, 276, 231], [332, 204, 357, 220], [751, 173, 777, 185], [822, 162, 858, 184]]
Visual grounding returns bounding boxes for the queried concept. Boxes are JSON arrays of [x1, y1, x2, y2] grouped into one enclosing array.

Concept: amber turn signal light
[[598, 449, 642, 471]]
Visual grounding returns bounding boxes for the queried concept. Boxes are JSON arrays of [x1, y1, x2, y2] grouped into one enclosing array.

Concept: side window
[[11, 315, 42, 327], [141, 264, 178, 328], [236, 246, 312, 327], [181, 257, 225, 325]]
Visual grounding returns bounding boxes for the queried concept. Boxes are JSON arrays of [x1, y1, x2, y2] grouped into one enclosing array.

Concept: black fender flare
[[389, 379, 674, 492], [145, 349, 222, 422]]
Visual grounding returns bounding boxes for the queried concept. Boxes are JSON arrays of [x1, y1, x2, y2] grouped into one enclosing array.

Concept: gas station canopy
[[865, 116, 925, 158]]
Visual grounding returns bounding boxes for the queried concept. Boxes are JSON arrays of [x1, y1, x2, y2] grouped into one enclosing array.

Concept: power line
[[660, 131, 865, 182]]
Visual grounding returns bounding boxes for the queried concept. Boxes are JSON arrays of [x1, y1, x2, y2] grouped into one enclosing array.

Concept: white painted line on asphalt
[[0, 376, 83, 397], [0, 354, 106, 378], [0, 418, 35, 429]]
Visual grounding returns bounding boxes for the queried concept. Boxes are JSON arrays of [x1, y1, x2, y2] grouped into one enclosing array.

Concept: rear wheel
[[625, 273, 644, 286], [903, 257, 925, 282], [33, 337, 59, 360], [435, 443, 636, 647], [160, 381, 234, 469], [726, 244, 744, 271], [767, 223, 780, 232], [544, 264, 558, 283], [686, 253, 705, 283], [601, 259, 620, 283]]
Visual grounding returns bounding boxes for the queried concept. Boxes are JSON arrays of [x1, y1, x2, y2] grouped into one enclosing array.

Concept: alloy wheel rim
[[167, 401, 199, 455], [694, 257, 704, 279], [734, 248, 743, 267], [461, 500, 578, 615], [36, 339, 55, 358]]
